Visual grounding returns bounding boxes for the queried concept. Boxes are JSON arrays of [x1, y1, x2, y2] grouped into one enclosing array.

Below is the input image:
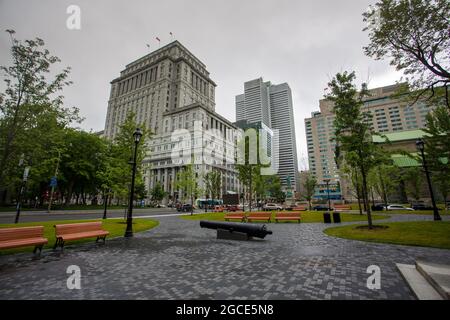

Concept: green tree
[[175, 164, 200, 214], [369, 164, 401, 209], [403, 167, 423, 202], [205, 170, 222, 201], [58, 129, 107, 206], [302, 172, 317, 210], [150, 182, 166, 205], [327, 71, 382, 229], [0, 31, 80, 204], [363, 0, 450, 109], [107, 112, 152, 205], [255, 175, 284, 205], [424, 105, 450, 207], [236, 128, 271, 211]]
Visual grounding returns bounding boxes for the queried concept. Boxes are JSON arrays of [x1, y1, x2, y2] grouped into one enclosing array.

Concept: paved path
[[0, 214, 449, 300]]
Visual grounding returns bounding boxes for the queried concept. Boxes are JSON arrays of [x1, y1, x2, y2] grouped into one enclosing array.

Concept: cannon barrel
[[200, 220, 273, 239]]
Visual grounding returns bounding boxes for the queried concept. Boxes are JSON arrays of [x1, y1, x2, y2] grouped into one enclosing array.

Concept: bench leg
[[33, 245, 43, 257], [53, 238, 60, 250]]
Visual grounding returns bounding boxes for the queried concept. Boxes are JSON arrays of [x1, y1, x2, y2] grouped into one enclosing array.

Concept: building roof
[[163, 102, 238, 129], [372, 129, 431, 143], [391, 154, 420, 167]]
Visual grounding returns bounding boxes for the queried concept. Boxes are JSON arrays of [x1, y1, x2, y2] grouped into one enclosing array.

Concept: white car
[[385, 204, 414, 211], [263, 203, 283, 211]]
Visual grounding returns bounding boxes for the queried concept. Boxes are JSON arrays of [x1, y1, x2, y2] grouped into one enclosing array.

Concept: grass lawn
[[348, 203, 448, 212], [181, 211, 388, 223], [0, 218, 159, 255], [324, 221, 450, 249]]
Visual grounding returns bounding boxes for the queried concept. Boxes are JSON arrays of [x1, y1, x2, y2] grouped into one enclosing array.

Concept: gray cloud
[[0, 0, 403, 167]]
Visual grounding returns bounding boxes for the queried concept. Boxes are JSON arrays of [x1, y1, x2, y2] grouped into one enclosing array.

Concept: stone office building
[[104, 41, 242, 204]]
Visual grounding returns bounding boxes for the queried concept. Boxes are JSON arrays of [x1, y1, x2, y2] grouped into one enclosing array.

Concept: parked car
[[313, 205, 329, 211], [213, 205, 225, 212], [411, 203, 435, 210], [385, 204, 414, 211], [225, 205, 240, 212], [156, 204, 166, 208], [177, 204, 193, 212], [263, 203, 283, 211], [371, 204, 385, 211]]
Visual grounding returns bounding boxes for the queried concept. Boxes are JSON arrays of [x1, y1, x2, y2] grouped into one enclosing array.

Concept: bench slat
[[0, 226, 45, 241], [55, 222, 104, 235], [54, 222, 109, 250], [247, 213, 271, 222], [59, 230, 109, 241], [0, 237, 48, 250]]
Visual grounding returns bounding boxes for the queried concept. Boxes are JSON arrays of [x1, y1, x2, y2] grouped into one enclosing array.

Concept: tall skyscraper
[[104, 41, 242, 203], [235, 78, 299, 192], [305, 83, 435, 200]]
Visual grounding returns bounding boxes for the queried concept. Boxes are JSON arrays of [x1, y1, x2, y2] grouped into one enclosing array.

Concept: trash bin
[[332, 212, 341, 223], [323, 212, 332, 223]]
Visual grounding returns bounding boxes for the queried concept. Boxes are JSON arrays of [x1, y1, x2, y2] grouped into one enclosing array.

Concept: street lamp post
[[15, 165, 30, 224], [47, 150, 61, 213], [324, 178, 331, 212], [322, 178, 332, 223], [416, 139, 441, 221], [125, 128, 143, 238], [103, 188, 109, 220]]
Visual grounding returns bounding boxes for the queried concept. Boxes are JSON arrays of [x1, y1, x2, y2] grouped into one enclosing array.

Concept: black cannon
[[200, 221, 273, 240]]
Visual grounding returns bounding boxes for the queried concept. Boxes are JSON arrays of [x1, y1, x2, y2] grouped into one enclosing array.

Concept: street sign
[[23, 167, 30, 181], [50, 176, 57, 187]]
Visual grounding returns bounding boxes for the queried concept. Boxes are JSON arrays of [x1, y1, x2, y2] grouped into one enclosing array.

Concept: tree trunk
[[360, 164, 373, 229], [65, 181, 74, 206]]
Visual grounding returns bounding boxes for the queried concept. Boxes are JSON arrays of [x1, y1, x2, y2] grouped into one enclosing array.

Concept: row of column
[[147, 166, 241, 203]]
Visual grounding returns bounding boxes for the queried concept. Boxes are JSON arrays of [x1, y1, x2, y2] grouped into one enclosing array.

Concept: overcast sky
[[0, 0, 403, 169]]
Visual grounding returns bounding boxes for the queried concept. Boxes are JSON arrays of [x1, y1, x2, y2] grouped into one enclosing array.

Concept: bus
[[195, 199, 223, 209]]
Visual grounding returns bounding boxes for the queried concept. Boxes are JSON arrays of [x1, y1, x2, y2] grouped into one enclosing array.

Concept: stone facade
[[104, 41, 242, 204]]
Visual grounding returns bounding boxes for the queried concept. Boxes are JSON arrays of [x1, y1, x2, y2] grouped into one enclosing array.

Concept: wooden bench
[[247, 212, 271, 223], [0, 226, 48, 255], [224, 212, 246, 222], [292, 206, 307, 211], [333, 205, 352, 212], [275, 212, 302, 223], [54, 221, 109, 251]]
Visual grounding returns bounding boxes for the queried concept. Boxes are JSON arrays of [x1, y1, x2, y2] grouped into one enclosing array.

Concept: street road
[[0, 208, 192, 224]]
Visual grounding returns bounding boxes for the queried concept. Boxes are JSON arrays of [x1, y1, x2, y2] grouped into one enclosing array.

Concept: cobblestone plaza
[[1, 214, 449, 300]]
